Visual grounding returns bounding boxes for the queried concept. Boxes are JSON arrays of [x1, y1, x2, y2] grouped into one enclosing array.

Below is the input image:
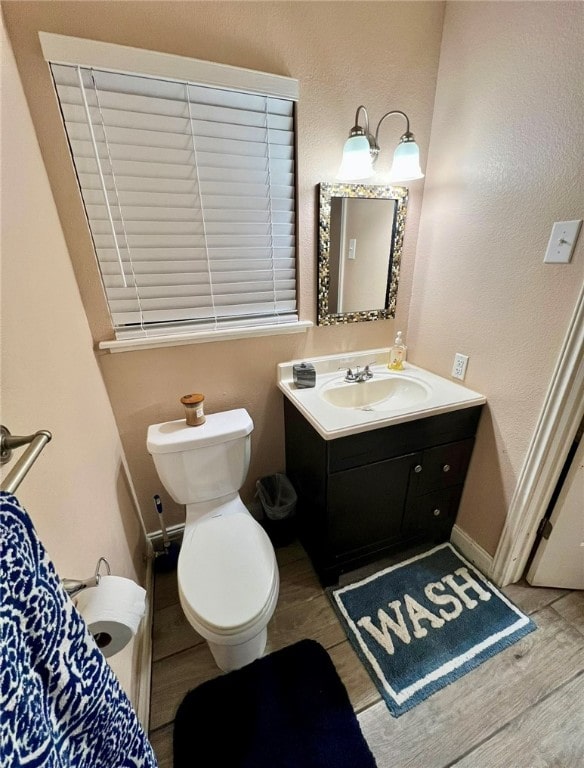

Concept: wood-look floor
[[148, 540, 584, 767]]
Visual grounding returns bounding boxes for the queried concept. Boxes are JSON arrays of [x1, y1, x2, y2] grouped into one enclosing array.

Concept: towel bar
[[1, 425, 52, 493]]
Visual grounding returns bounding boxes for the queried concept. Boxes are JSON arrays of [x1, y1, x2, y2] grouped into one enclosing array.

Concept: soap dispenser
[[388, 331, 407, 371]]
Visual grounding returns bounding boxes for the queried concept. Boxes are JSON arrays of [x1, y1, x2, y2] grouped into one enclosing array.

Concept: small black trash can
[[256, 473, 297, 547]]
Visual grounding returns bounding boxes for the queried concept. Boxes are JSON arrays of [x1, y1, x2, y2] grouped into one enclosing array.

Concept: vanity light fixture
[[337, 105, 424, 183]]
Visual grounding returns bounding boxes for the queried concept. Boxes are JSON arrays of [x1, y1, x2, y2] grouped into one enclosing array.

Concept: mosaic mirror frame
[[317, 182, 408, 326]]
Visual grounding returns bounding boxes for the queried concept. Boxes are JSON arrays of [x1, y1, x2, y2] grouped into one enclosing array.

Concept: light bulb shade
[[388, 139, 424, 182], [336, 134, 374, 181]]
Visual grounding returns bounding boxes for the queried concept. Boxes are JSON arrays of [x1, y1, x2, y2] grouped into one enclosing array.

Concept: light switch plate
[[544, 220, 582, 264]]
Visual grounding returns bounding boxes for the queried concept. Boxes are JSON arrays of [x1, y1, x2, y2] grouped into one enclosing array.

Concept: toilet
[[146, 408, 279, 672]]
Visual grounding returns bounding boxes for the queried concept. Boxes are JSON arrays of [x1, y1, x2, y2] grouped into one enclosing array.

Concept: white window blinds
[[49, 62, 297, 338]]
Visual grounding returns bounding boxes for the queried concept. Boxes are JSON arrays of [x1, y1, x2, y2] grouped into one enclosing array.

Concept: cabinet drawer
[[409, 438, 474, 495], [328, 406, 482, 473], [404, 485, 463, 540]]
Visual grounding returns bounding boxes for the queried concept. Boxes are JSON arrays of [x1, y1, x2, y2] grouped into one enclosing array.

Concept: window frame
[[39, 32, 310, 352]]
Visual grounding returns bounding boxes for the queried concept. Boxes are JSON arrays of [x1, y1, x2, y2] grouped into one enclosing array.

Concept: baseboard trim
[[134, 554, 154, 731], [450, 525, 494, 579]]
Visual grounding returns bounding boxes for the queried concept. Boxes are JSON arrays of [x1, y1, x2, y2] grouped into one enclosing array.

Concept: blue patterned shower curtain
[[0, 492, 158, 767]]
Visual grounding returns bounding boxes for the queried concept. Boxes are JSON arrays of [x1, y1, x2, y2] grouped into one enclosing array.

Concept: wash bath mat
[[173, 639, 377, 768], [329, 543, 536, 717]]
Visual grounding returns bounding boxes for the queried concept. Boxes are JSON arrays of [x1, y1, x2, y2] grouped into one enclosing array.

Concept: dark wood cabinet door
[[409, 438, 475, 496], [327, 453, 415, 556], [403, 485, 464, 540]]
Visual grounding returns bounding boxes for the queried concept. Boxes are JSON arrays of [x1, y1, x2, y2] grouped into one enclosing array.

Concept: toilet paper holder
[[62, 557, 111, 598]]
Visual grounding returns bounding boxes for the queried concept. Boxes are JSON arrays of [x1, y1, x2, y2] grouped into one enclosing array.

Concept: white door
[[527, 436, 584, 589]]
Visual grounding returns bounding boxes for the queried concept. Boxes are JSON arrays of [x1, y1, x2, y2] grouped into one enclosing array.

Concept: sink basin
[[277, 349, 486, 440], [319, 374, 430, 410]]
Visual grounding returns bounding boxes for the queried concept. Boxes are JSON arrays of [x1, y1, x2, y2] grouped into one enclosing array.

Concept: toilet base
[[208, 627, 267, 672]]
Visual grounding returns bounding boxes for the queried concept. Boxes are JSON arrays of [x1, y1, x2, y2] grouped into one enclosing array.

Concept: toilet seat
[[178, 512, 277, 635]]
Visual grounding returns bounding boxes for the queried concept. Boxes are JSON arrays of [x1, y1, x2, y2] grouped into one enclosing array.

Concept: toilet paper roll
[[75, 575, 146, 658]]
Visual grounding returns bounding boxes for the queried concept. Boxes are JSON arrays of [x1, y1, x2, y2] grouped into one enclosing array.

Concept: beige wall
[[2, 1, 445, 531], [5, 0, 579, 561], [0, 16, 149, 699], [408, 1, 584, 554]]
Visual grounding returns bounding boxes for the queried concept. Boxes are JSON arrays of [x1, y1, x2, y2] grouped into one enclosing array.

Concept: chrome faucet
[[344, 365, 374, 383]]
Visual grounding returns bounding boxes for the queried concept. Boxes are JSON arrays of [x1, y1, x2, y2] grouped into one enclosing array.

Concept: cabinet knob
[[414, 464, 423, 473], [433, 508, 441, 517], [443, 464, 451, 472]]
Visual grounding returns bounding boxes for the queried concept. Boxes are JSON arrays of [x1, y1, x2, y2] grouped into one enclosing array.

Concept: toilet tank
[[147, 409, 253, 504]]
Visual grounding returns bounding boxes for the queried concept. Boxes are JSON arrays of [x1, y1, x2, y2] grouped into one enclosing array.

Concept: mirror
[[318, 183, 408, 325]]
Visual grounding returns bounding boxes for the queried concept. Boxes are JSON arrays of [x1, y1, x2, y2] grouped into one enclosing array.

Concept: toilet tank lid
[[147, 408, 253, 454]]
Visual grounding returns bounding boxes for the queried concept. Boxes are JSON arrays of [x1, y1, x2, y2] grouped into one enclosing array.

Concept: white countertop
[[277, 349, 486, 440]]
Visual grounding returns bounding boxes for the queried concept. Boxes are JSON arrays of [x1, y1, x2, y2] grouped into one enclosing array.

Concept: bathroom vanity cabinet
[[283, 399, 483, 585]]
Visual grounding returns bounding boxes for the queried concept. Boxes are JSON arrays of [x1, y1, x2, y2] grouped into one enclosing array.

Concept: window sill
[[98, 321, 313, 354]]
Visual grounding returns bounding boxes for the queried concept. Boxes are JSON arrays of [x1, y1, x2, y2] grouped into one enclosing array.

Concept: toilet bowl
[[146, 409, 279, 671]]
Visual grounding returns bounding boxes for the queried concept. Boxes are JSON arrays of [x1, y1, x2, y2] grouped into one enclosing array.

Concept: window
[[41, 34, 301, 344]]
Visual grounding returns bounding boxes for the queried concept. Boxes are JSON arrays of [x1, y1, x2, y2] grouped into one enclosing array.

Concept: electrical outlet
[[452, 353, 469, 380]]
